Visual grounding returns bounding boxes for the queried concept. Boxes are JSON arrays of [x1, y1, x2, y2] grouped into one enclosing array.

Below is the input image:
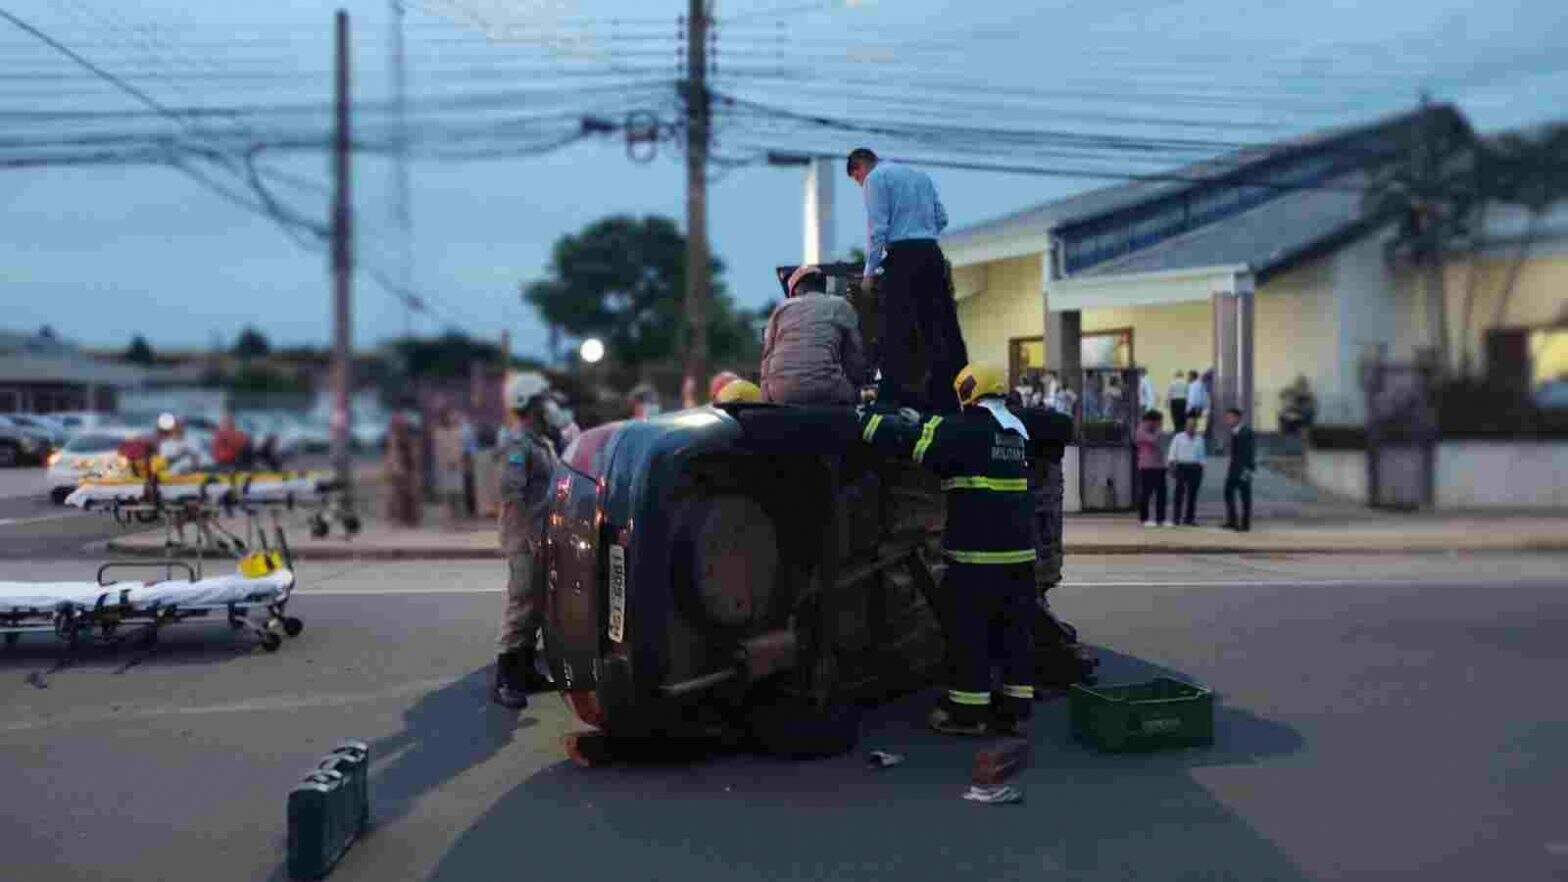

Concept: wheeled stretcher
[[0, 562, 302, 652], [65, 471, 337, 509]]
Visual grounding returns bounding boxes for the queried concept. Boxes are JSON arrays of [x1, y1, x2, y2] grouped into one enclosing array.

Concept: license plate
[[607, 544, 626, 643]]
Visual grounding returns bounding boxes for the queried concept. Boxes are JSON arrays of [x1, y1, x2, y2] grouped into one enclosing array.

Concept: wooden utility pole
[[330, 9, 354, 501], [681, 0, 711, 406]]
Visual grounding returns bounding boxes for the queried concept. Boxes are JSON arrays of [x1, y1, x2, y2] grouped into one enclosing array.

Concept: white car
[[45, 428, 140, 503]]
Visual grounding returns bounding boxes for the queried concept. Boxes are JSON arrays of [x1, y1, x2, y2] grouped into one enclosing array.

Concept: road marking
[[0, 676, 458, 734], [290, 577, 1566, 598], [0, 512, 78, 527]]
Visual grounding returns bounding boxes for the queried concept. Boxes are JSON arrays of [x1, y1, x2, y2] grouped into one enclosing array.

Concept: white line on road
[[0, 676, 458, 734], [296, 578, 1562, 597], [0, 513, 78, 527]]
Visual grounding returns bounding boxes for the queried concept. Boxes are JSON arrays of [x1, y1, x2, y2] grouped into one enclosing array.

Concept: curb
[[103, 538, 1568, 562]]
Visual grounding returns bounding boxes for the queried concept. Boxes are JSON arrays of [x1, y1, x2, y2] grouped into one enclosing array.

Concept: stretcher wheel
[[260, 632, 283, 652], [283, 617, 304, 637]]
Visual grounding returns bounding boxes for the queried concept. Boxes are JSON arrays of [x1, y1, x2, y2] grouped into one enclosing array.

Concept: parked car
[[0, 415, 52, 467], [45, 427, 140, 502], [4, 413, 68, 448], [52, 411, 112, 435]]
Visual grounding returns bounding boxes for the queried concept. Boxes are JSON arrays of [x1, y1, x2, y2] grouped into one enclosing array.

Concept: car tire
[[49, 487, 71, 505], [0, 442, 17, 468]]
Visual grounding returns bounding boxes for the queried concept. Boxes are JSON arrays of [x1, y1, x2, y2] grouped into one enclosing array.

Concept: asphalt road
[[2, 552, 1565, 882]]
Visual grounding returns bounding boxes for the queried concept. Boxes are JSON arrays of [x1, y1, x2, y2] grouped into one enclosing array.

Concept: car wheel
[[0, 442, 17, 468], [49, 487, 71, 505]]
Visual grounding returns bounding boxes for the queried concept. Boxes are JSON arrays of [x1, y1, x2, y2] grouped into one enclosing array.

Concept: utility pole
[[330, 9, 354, 503], [681, 0, 711, 407], [390, 0, 413, 340]]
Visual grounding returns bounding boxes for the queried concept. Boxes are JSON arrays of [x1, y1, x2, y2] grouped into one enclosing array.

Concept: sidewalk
[[103, 508, 1568, 560]]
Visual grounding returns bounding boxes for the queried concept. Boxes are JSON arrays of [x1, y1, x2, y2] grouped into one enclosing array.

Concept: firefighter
[[492, 373, 559, 709], [859, 362, 1036, 736]]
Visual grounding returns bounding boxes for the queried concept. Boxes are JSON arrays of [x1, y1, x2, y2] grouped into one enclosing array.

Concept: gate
[[1364, 362, 1437, 510], [1076, 367, 1138, 512]]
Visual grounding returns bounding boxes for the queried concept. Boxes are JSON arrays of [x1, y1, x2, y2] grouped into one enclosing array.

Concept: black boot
[[518, 648, 554, 693], [492, 652, 530, 709]]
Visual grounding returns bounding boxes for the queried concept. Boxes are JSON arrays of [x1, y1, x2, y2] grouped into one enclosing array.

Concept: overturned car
[[541, 400, 1094, 758]]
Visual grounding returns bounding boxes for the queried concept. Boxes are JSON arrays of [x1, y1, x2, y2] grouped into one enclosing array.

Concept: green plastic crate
[[1069, 677, 1214, 752]]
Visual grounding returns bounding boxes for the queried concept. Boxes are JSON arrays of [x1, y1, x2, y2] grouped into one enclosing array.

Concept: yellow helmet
[[953, 363, 1007, 407], [714, 379, 763, 404]]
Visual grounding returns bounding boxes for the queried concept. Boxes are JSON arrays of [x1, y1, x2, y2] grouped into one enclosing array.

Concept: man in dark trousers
[[860, 363, 1035, 737], [848, 147, 968, 413], [1222, 407, 1256, 532]]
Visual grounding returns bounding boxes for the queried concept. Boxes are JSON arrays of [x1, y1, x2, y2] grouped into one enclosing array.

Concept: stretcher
[[0, 561, 302, 652], [64, 470, 338, 509]]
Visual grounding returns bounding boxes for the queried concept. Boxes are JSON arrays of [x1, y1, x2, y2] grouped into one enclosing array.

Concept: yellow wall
[[1393, 252, 1568, 369], [1080, 300, 1212, 417], [953, 254, 1045, 371], [1255, 257, 1339, 430]]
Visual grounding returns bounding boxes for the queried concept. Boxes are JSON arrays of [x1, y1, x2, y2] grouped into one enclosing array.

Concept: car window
[[64, 434, 127, 453]]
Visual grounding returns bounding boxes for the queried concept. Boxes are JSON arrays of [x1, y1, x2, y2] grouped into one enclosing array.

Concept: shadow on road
[[424, 649, 1310, 882], [257, 664, 530, 882]]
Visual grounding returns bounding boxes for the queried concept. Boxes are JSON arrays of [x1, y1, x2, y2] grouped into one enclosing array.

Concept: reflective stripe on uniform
[[861, 413, 884, 443], [940, 475, 1029, 492], [944, 548, 1037, 565], [912, 416, 943, 463], [948, 689, 991, 706], [1001, 684, 1035, 699]]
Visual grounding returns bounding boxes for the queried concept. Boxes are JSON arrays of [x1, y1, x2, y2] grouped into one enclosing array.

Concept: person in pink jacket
[[1135, 409, 1172, 527]]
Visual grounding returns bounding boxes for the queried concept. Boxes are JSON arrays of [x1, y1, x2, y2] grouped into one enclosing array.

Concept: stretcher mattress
[[65, 473, 331, 508], [0, 570, 294, 612]]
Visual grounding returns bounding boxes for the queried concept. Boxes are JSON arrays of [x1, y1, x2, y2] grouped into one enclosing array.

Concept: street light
[[579, 337, 605, 364]]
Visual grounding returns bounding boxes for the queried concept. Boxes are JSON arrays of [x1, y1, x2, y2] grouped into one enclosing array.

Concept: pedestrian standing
[[1222, 407, 1256, 532], [1184, 370, 1209, 433], [848, 147, 968, 412], [1168, 370, 1188, 431], [431, 409, 467, 527], [493, 376, 559, 708], [383, 411, 421, 527], [1135, 409, 1171, 527], [1137, 367, 1157, 415], [1168, 419, 1206, 526]]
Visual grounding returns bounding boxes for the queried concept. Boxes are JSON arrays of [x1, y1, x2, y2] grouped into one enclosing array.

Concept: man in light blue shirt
[[848, 147, 968, 412]]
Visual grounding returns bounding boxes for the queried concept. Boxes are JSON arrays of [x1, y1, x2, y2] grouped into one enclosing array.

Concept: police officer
[[492, 373, 559, 709], [860, 362, 1036, 736]]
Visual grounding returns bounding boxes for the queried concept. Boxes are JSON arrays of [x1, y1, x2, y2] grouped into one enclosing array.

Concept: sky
[[1, 0, 1563, 359]]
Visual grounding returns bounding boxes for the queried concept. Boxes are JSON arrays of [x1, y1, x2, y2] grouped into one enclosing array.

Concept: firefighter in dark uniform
[[860, 362, 1037, 735], [492, 373, 559, 709]]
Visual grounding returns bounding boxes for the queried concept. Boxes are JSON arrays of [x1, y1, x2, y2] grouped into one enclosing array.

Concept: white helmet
[[509, 372, 550, 411], [157, 412, 178, 432]]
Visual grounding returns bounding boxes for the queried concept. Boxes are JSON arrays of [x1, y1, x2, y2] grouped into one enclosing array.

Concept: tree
[[125, 335, 155, 365], [389, 331, 501, 379], [523, 215, 761, 388], [1364, 105, 1480, 374], [232, 326, 272, 360]]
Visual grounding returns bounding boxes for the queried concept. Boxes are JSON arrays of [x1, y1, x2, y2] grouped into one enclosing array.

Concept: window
[[1082, 328, 1134, 368]]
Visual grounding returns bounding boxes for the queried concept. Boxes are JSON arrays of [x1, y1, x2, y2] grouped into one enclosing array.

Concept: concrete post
[[803, 156, 834, 265], [1210, 271, 1256, 451], [1045, 310, 1081, 389]]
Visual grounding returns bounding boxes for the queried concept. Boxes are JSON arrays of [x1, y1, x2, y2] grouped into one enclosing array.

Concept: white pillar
[[803, 157, 834, 264]]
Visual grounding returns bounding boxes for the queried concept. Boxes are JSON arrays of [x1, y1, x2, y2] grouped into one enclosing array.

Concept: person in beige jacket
[[760, 265, 870, 405]]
